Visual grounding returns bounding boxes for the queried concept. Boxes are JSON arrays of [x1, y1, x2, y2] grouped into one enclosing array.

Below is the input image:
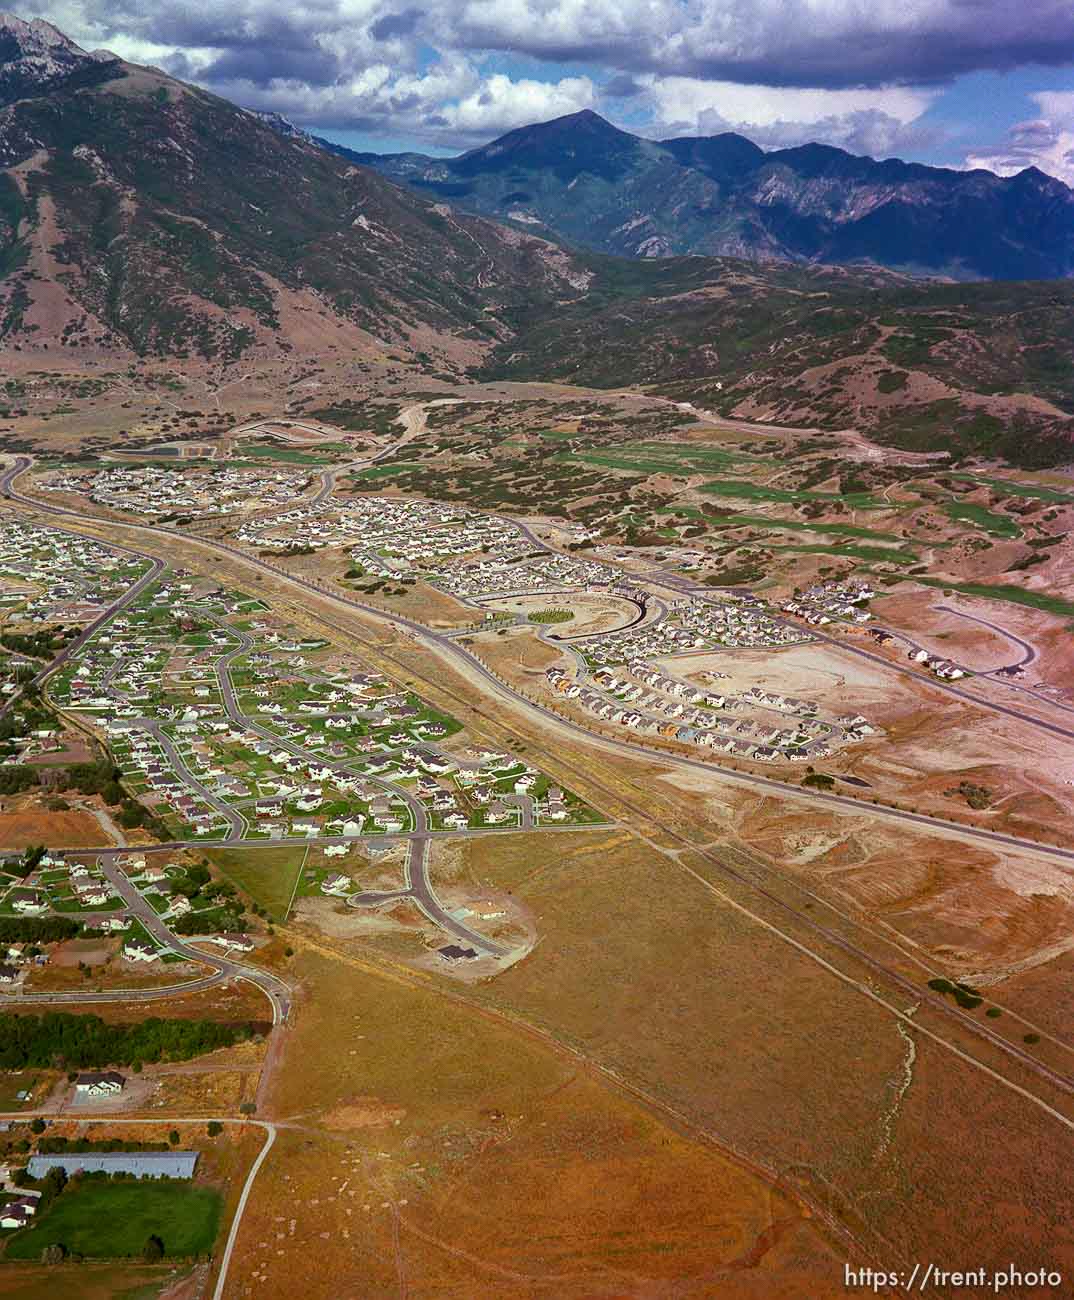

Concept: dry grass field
[[231, 948, 848, 1298]]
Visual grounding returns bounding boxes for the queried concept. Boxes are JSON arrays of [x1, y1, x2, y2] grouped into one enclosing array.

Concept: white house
[[74, 1071, 125, 1097], [123, 938, 158, 962]]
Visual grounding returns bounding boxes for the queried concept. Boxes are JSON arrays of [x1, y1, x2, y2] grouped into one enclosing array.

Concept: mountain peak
[[558, 108, 617, 129], [455, 107, 641, 181], [0, 9, 119, 107], [523, 107, 636, 142]]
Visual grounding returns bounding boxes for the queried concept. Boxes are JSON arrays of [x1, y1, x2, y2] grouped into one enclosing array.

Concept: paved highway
[[8, 455, 1074, 1191]]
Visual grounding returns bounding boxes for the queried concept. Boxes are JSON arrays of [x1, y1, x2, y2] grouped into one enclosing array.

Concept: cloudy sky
[[18, 1, 1074, 181]]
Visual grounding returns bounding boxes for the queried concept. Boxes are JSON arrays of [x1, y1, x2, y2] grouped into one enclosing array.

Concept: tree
[[30, 1117, 45, 1134], [143, 1233, 165, 1263], [168, 1130, 180, 1146], [39, 1166, 66, 1208], [207, 1120, 223, 1137]]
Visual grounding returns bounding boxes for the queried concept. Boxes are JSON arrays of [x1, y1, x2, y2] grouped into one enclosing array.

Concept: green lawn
[[941, 500, 1022, 539], [6, 1181, 222, 1260], [205, 844, 307, 920], [699, 479, 884, 508], [948, 473, 1074, 504], [558, 444, 754, 476], [761, 543, 919, 565], [611, 440, 764, 467], [915, 577, 1074, 618], [675, 510, 905, 542], [234, 443, 335, 465]]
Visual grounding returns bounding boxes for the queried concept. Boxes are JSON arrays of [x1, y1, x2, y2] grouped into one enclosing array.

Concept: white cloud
[[965, 91, 1074, 183], [642, 78, 933, 132], [197, 59, 593, 146], [443, 72, 594, 136], [634, 76, 938, 155]]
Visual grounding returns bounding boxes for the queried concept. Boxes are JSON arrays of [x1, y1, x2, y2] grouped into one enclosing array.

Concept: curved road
[[144, 721, 248, 840], [349, 837, 507, 956], [9, 454, 1074, 1247], [310, 398, 464, 506], [648, 570, 1074, 744], [214, 632, 499, 953], [0, 1108, 276, 1300], [95, 853, 291, 1023], [933, 603, 1037, 671]]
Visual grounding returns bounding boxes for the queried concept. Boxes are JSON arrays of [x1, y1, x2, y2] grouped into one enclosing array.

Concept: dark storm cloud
[[448, 0, 1074, 90], [49, 0, 1074, 92], [22, 0, 1074, 167], [371, 8, 424, 41], [199, 43, 340, 88]]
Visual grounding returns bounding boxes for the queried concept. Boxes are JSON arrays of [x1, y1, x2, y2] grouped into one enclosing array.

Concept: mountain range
[[0, 12, 1072, 467], [339, 109, 1074, 282]]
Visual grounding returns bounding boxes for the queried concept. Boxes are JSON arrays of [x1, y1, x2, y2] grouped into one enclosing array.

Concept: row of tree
[[0, 915, 80, 943], [0, 1013, 254, 1070]]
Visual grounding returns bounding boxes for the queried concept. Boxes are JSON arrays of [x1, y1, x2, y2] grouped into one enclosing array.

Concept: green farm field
[[5, 1181, 222, 1260]]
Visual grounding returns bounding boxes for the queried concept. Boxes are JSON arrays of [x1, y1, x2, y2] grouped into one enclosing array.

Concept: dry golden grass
[[151, 1066, 260, 1115], [226, 947, 844, 1297]]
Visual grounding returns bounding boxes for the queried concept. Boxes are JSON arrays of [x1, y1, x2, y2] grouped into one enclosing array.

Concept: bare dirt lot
[[0, 808, 102, 849]]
